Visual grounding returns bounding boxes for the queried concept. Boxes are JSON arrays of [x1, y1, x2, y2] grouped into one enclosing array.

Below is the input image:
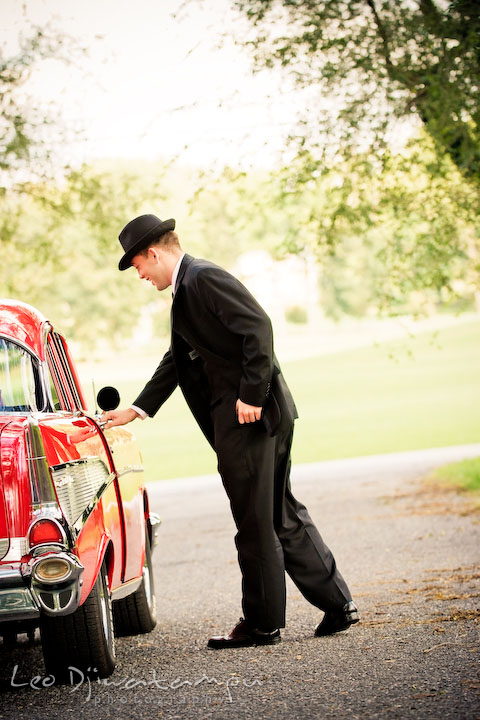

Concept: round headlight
[[35, 557, 71, 582]]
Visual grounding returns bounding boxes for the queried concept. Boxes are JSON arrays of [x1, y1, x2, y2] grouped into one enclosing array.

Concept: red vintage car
[[0, 299, 159, 680]]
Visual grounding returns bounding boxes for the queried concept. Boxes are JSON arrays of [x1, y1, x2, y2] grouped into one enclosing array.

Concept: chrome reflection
[[51, 457, 114, 526]]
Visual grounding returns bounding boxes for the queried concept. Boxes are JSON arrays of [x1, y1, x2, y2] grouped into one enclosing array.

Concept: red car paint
[[0, 300, 159, 678]]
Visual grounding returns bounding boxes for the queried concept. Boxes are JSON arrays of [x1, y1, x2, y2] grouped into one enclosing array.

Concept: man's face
[[131, 248, 171, 291]]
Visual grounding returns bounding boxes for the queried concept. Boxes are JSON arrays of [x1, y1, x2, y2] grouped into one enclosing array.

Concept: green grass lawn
[[288, 320, 480, 466], [81, 319, 480, 480], [433, 457, 480, 494]]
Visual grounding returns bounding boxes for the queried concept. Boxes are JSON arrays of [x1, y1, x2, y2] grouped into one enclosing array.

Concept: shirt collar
[[171, 253, 186, 294]]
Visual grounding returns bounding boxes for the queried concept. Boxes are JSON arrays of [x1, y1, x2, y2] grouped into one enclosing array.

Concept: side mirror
[[97, 386, 120, 412]]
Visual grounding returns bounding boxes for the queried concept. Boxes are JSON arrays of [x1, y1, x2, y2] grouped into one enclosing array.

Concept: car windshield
[[0, 338, 38, 412]]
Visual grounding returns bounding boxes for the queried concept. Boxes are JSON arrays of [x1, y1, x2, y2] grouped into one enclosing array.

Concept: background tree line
[[1, 4, 479, 351], [233, 0, 479, 311]]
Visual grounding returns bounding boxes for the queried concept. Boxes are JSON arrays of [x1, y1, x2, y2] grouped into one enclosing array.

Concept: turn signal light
[[34, 557, 71, 582], [28, 519, 63, 548]]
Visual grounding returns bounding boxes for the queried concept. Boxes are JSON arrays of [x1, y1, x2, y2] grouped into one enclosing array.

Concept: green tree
[[230, 0, 480, 313], [186, 166, 299, 266], [0, 20, 86, 316], [268, 137, 479, 314], [0, 24, 167, 350], [236, 0, 480, 185], [1, 165, 168, 350], [0, 22, 84, 185]]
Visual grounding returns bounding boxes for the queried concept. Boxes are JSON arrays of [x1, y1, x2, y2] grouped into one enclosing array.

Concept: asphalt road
[[1, 444, 479, 720]]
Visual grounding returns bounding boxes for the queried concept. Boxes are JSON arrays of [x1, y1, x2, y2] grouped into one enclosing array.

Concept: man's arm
[[101, 349, 178, 427], [132, 348, 178, 416]]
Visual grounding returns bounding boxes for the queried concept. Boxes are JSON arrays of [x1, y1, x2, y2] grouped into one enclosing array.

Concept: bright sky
[[1, 0, 295, 169]]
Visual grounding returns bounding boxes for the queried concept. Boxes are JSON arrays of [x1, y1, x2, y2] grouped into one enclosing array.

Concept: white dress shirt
[[130, 252, 185, 420], [171, 252, 185, 295]]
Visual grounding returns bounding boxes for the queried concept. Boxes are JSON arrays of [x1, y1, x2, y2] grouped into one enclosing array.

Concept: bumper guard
[[0, 549, 84, 623]]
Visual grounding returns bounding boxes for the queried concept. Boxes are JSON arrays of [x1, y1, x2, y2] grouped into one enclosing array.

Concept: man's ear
[[148, 246, 159, 262]]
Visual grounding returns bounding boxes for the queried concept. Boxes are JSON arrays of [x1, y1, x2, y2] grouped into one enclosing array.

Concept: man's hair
[[139, 230, 180, 256]]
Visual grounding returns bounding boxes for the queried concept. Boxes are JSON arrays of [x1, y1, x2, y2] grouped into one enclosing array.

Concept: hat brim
[[118, 218, 176, 271]]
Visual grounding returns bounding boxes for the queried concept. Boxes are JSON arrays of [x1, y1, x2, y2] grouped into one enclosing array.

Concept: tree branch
[[418, 0, 444, 34], [365, 0, 394, 70]]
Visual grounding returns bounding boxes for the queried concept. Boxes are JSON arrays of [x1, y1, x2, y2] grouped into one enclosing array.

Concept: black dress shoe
[[314, 601, 359, 637], [208, 618, 281, 649]]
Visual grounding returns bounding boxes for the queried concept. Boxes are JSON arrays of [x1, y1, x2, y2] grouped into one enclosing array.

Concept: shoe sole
[[207, 636, 281, 649], [315, 617, 360, 637]]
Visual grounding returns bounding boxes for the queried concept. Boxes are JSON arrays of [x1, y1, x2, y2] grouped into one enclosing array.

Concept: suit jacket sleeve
[[132, 348, 178, 417], [193, 267, 274, 407]]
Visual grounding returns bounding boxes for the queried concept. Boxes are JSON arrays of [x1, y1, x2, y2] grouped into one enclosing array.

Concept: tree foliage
[[0, 23, 167, 350], [0, 23, 84, 185], [231, 0, 480, 312], [193, 136, 479, 318], [0, 165, 169, 351], [236, 0, 480, 185]]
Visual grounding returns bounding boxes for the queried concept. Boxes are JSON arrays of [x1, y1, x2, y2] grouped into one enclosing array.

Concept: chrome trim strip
[[117, 465, 144, 477], [0, 333, 40, 359], [1, 537, 28, 562], [39, 359, 55, 412], [111, 575, 143, 601], [0, 538, 9, 559], [50, 457, 114, 527], [53, 457, 100, 471], [148, 512, 161, 552], [40, 322, 57, 412], [25, 417, 57, 504], [71, 474, 116, 535]]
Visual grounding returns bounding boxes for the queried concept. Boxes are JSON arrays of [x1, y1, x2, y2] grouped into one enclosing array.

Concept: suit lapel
[[173, 254, 194, 296], [171, 254, 194, 328]]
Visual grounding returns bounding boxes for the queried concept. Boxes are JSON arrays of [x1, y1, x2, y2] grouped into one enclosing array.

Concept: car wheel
[[113, 526, 157, 636], [40, 559, 116, 682]]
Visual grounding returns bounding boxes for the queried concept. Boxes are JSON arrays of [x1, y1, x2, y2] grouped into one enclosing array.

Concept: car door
[[44, 330, 126, 589], [46, 329, 145, 583]]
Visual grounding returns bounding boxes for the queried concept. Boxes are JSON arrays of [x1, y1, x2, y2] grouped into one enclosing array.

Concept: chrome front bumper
[[0, 550, 84, 623], [149, 511, 162, 551]]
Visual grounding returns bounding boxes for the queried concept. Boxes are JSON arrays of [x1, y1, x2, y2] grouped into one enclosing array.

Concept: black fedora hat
[[118, 214, 176, 271]]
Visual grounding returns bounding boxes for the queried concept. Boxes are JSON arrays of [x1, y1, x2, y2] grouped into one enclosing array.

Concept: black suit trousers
[[211, 393, 352, 630]]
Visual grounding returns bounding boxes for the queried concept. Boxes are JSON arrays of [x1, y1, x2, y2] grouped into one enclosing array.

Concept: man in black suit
[[103, 214, 359, 648]]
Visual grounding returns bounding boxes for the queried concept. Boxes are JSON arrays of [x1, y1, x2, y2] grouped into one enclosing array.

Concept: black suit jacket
[[133, 255, 297, 447]]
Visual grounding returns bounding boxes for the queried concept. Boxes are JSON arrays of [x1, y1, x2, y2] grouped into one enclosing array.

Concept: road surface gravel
[[0, 444, 479, 719]]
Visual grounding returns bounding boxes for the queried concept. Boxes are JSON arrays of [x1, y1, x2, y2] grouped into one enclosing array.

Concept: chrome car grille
[[51, 458, 111, 526]]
